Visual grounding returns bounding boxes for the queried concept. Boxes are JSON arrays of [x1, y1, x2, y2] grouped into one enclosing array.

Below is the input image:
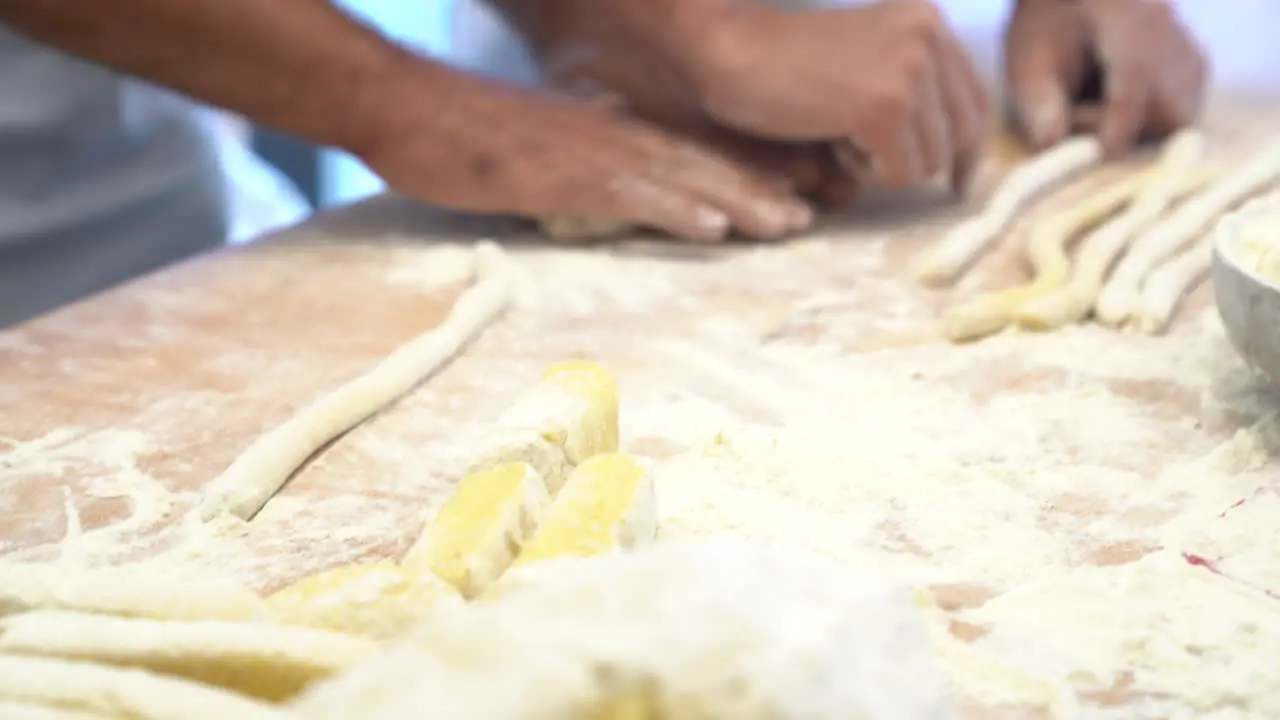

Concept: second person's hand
[[357, 67, 813, 242], [690, 0, 992, 194]]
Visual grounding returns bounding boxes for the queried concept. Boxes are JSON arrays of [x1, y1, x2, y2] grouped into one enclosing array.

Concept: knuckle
[[898, 46, 931, 79], [875, 87, 916, 120], [902, 0, 944, 34]]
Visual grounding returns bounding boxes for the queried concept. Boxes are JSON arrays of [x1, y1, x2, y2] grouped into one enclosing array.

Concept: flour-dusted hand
[[690, 0, 991, 194], [1003, 0, 1208, 157], [358, 69, 810, 242]]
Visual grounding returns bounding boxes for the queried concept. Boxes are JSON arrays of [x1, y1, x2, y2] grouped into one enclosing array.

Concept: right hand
[[361, 72, 813, 243], [691, 0, 991, 194]]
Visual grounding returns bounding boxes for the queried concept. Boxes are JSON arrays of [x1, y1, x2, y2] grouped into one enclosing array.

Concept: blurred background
[[226, 0, 1275, 243]]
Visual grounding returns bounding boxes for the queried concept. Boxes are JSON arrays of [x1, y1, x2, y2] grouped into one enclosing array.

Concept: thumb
[[1006, 51, 1072, 150]]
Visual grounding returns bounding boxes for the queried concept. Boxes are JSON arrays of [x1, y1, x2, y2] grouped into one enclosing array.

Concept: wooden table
[[4, 11, 1280, 720]]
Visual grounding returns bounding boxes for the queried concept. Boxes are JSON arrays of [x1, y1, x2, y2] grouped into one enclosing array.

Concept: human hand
[[688, 0, 991, 194], [543, 51, 860, 210], [1003, 0, 1208, 157], [359, 69, 812, 242]]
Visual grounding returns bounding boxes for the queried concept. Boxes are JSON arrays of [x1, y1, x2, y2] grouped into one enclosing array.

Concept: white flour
[[3, 225, 1279, 717]]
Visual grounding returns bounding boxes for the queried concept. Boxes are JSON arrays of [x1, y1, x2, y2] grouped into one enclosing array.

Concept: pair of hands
[[369, 0, 1206, 242]]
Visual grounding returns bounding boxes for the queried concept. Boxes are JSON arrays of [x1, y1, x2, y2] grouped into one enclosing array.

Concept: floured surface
[[3, 94, 1280, 717]]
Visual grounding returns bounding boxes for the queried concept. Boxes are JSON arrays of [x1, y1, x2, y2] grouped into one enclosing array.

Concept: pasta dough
[[1132, 234, 1213, 335], [200, 241, 515, 522], [1017, 130, 1213, 330], [943, 173, 1144, 342], [0, 610, 377, 702], [915, 137, 1103, 287], [0, 563, 265, 622], [1095, 140, 1280, 326], [0, 655, 288, 720]]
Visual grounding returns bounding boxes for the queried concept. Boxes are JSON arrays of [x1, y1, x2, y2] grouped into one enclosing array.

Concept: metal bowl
[[1212, 196, 1280, 390]]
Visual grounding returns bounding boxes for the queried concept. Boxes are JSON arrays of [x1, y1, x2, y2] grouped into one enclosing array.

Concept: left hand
[[1003, 0, 1209, 157], [542, 46, 861, 210]]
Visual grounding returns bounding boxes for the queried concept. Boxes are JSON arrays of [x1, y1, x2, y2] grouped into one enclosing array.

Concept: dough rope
[[915, 136, 1103, 287], [0, 655, 289, 720], [200, 241, 516, 522], [0, 610, 377, 702], [1017, 129, 1213, 330], [539, 215, 633, 243], [1130, 233, 1213, 335], [0, 563, 266, 622], [942, 172, 1144, 342], [1095, 140, 1280, 327]]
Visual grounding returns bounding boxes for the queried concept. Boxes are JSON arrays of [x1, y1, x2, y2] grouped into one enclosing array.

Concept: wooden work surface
[[5, 16, 1280, 720]]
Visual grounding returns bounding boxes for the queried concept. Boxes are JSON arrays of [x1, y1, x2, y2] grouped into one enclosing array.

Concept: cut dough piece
[[466, 427, 571, 498], [0, 611, 377, 702], [265, 562, 463, 640], [1095, 140, 1280, 326], [0, 700, 110, 719], [397, 539, 957, 719], [943, 172, 1145, 342], [400, 462, 550, 598], [915, 136, 1103, 287], [1131, 233, 1213, 335], [200, 241, 515, 522], [0, 655, 288, 720], [0, 563, 266, 622], [493, 361, 621, 471], [539, 216, 633, 243], [507, 453, 658, 572], [1017, 135, 1214, 330]]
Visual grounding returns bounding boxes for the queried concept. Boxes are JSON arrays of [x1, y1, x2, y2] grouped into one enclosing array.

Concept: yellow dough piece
[[0, 655, 289, 720], [493, 362, 621, 473], [400, 462, 550, 598], [944, 173, 1147, 342], [510, 453, 658, 570], [0, 563, 266, 622], [467, 427, 572, 499], [0, 611, 377, 702], [265, 562, 463, 640]]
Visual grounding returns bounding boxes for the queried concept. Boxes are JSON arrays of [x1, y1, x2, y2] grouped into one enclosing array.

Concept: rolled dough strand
[[942, 172, 1145, 342], [265, 561, 463, 639], [539, 215, 633, 243], [1131, 232, 1214, 334], [1095, 141, 1280, 327], [0, 563, 267, 622], [915, 136, 1103, 287], [1016, 133, 1214, 330], [199, 241, 516, 522], [0, 610, 377, 702], [0, 655, 288, 720]]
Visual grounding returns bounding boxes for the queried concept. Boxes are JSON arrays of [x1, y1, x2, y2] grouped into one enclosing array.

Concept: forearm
[[0, 0, 463, 155], [484, 0, 740, 68]]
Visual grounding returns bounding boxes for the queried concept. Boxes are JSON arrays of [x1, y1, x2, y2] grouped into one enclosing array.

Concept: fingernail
[[1026, 96, 1067, 147], [696, 207, 730, 239], [786, 201, 814, 231]]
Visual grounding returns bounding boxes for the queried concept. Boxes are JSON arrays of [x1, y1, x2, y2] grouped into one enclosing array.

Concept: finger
[[654, 137, 815, 240], [1005, 46, 1073, 150], [936, 31, 988, 196], [809, 145, 861, 208], [860, 97, 925, 190], [911, 62, 951, 183], [1069, 103, 1104, 134], [600, 173, 731, 243], [1097, 64, 1149, 158]]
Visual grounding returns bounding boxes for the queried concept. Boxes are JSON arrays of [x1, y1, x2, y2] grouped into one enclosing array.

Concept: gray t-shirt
[[0, 27, 228, 328]]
